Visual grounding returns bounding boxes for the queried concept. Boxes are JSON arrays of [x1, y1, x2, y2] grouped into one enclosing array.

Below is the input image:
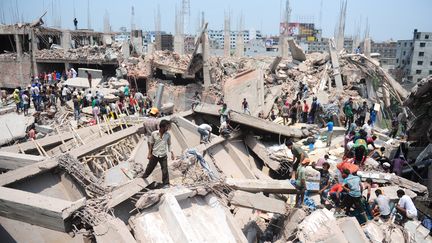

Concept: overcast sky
[[1, 0, 431, 41]]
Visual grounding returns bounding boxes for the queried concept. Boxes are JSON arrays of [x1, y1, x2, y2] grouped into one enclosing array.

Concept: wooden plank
[[106, 178, 151, 208], [244, 135, 280, 171], [70, 125, 140, 158], [1, 126, 98, 153], [229, 190, 287, 214], [193, 103, 309, 138], [225, 178, 296, 194], [0, 187, 85, 232], [0, 159, 58, 186], [94, 218, 137, 243], [0, 151, 45, 170]]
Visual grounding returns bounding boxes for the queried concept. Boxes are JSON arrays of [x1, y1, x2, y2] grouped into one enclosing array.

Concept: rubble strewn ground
[[1, 24, 432, 243]]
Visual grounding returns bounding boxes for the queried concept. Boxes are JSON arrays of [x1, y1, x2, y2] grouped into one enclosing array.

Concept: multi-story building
[[208, 29, 262, 49], [396, 30, 432, 82], [410, 30, 432, 82], [371, 41, 397, 70], [395, 40, 414, 78]]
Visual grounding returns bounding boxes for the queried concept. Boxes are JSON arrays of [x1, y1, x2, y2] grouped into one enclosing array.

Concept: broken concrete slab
[[106, 178, 151, 209], [336, 217, 369, 243], [0, 112, 34, 146], [287, 38, 306, 62], [0, 186, 85, 232], [244, 135, 281, 171], [229, 190, 286, 214], [0, 151, 45, 170], [0, 159, 58, 186], [225, 178, 296, 194], [94, 218, 137, 243], [35, 124, 54, 134], [194, 103, 311, 138]]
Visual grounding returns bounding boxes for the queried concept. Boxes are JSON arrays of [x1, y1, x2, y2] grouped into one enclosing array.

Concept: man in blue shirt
[[326, 119, 334, 147], [342, 169, 367, 222]]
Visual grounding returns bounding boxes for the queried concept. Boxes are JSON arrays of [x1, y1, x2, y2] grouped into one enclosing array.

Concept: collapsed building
[[0, 18, 432, 243]]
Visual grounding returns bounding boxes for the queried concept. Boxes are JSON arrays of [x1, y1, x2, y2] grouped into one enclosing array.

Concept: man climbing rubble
[[343, 98, 354, 130], [142, 120, 175, 187], [191, 91, 201, 110], [219, 103, 231, 124]]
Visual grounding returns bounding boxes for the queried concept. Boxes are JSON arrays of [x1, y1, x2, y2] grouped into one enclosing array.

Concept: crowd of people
[[286, 138, 418, 225]]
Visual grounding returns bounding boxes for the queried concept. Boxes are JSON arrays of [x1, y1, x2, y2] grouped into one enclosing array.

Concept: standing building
[[396, 29, 432, 82], [371, 41, 397, 70]]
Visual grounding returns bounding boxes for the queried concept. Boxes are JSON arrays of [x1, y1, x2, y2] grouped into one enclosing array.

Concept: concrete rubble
[[0, 19, 431, 243]]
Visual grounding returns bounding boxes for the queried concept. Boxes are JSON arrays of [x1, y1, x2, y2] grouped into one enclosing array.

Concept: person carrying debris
[[197, 123, 212, 143], [219, 103, 231, 124], [395, 189, 417, 222], [285, 140, 309, 177], [242, 98, 251, 115], [142, 120, 175, 187], [371, 189, 391, 221], [293, 157, 310, 208], [341, 169, 367, 222]]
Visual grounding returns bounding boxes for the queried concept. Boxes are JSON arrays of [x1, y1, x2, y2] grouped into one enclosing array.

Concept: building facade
[[208, 29, 262, 49], [395, 30, 432, 82]]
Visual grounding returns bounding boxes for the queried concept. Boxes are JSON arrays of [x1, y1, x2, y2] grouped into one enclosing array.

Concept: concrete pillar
[[174, 35, 184, 54], [14, 34, 24, 85], [90, 36, 94, 46], [121, 41, 130, 58], [279, 36, 289, 59], [30, 30, 38, 76], [235, 34, 244, 57], [154, 83, 164, 110], [202, 32, 211, 90], [61, 31, 71, 51], [364, 38, 371, 58]]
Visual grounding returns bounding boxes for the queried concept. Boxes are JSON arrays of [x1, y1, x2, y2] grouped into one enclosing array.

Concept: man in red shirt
[[302, 100, 309, 123], [329, 179, 345, 208]]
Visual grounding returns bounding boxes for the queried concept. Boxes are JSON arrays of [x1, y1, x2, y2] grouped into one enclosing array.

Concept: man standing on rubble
[[294, 157, 310, 208], [343, 98, 354, 130], [282, 101, 290, 125], [357, 101, 368, 126], [73, 18, 78, 30], [219, 103, 231, 124], [141, 107, 159, 137], [143, 120, 174, 187], [242, 98, 251, 115], [302, 100, 309, 123], [85, 71, 92, 89], [308, 97, 319, 124]]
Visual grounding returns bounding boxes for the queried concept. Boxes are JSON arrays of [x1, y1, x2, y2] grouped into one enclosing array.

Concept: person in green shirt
[[124, 85, 129, 96], [294, 158, 310, 208], [286, 140, 309, 178], [343, 98, 354, 130]]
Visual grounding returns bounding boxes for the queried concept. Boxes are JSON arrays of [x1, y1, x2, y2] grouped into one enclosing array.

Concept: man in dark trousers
[[143, 120, 175, 187], [73, 18, 78, 30], [85, 71, 92, 89]]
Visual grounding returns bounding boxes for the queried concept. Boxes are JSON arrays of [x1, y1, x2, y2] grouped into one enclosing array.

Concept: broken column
[[287, 38, 306, 62], [154, 83, 164, 110], [202, 30, 211, 90]]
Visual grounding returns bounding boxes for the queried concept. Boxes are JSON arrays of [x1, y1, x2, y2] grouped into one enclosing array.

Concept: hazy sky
[[1, 0, 431, 41]]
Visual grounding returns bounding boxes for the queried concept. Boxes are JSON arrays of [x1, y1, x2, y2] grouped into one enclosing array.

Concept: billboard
[[280, 22, 316, 37]]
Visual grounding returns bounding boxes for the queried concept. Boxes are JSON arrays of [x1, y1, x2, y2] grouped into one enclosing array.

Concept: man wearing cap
[[294, 157, 310, 207], [143, 120, 174, 186], [285, 140, 309, 177], [141, 107, 160, 137]]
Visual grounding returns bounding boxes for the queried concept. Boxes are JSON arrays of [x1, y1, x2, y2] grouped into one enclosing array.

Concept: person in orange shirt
[[329, 180, 345, 208]]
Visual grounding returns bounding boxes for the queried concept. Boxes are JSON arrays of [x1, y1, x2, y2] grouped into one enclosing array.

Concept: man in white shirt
[[142, 120, 174, 186], [362, 120, 373, 136], [71, 68, 77, 78], [396, 189, 417, 221], [372, 189, 391, 221], [197, 123, 212, 143]]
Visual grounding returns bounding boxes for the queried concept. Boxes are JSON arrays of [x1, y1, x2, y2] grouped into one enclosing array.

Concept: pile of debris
[[35, 43, 121, 61]]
